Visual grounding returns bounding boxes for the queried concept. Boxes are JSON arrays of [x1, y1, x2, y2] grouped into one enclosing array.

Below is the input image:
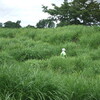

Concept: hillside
[[0, 25, 100, 100]]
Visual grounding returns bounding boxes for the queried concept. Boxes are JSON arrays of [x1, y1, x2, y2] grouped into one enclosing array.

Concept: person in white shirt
[[60, 48, 66, 57]]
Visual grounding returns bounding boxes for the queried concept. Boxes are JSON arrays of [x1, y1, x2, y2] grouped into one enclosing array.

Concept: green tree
[[26, 25, 35, 28], [4, 20, 21, 28], [42, 0, 100, 26], [15, 20, 21, 28], [36, 19, 55, 28]]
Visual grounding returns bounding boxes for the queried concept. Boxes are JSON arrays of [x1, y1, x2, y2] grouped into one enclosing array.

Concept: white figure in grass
[[60, 48, 66, 57]]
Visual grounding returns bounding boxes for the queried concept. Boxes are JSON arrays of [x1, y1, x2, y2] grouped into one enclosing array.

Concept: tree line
[[0, 0, 100, 28], [0, 21, 21, 28], [0, 19, 55, 28]]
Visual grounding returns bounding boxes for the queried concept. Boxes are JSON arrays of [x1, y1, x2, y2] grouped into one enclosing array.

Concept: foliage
[[42, 0, 100, 26], [36, 19, 55, 28], [0, 25, 100, 100], [25, 25, 35, 28], [4, 20, 21, 28]]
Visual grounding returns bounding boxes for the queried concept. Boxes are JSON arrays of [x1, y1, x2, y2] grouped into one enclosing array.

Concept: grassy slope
[[0, 25, 100, 100]]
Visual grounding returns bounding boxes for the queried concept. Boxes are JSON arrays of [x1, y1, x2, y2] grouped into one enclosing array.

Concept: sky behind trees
[[0, 0, 100, 26], [0, 0, 63, 26]]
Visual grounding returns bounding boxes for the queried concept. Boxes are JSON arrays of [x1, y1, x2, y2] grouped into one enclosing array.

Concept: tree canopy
[[26, 25, 35, 28], [36, 19, 55, 28], [42, 0, 100, 26], [4, 20, 21, 28]]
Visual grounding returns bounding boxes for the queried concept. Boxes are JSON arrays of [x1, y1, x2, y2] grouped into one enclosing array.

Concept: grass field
[[0, 25, 100, 100]]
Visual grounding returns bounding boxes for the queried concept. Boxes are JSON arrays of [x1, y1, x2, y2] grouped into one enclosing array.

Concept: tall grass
[[0, 25, 100, 100], [1, 65, 100, 100]]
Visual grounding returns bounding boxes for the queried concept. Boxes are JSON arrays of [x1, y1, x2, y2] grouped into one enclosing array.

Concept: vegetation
[[4, 20, 21, 28], [36, 19, 55, 28], [1, 0, 100, 29], [26, 25, 35, 28], [42, 0, 100, 26], [0, 23, 2, 27], [0, 25, 100, 100]]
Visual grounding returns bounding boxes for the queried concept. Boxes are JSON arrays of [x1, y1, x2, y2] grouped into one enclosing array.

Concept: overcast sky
[[0, 0, 100, 27], [0, 0, 64, 26]]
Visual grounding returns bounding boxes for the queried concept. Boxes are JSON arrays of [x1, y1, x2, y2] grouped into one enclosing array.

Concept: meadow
[[0, 25, 100, 100]]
